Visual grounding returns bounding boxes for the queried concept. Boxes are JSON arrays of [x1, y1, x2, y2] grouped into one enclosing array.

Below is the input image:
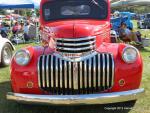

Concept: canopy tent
[[111, 0, 150, 8], [0, 0, 40, 9]]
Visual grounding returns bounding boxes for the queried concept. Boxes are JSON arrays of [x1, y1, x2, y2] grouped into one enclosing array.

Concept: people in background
[[12, 22, 21, 35], [0, 22, 10, 38], [24, 22, 30, 41], [136, 31, 142, 42], [118, 22, 143, 48], [128, 27, 139, 42], [118, 22, 131, 42]]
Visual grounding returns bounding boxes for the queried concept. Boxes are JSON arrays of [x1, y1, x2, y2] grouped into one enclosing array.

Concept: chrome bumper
[[7, 89, 144, 105]]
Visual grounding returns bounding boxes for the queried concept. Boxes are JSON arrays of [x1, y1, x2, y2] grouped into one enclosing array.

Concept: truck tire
[[0, 43, 13, 67]]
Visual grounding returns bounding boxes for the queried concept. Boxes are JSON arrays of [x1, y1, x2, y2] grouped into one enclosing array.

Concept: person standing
[[24, 22, 30, 41]]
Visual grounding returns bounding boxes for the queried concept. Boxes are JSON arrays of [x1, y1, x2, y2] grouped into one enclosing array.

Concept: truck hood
[[42, 20, 110, 38]]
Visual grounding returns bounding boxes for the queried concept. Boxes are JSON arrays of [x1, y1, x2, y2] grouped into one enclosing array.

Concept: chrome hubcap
[[3, 47, 12, 64]]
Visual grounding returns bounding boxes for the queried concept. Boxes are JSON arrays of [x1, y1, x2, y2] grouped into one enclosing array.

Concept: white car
[[0, 35, 15, 66]]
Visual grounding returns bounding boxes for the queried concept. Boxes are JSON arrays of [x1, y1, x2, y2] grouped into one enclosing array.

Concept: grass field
[[0, 22, 150, 113]]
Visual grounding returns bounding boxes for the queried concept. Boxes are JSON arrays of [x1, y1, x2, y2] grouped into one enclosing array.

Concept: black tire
[[0, 43, 13, 67]]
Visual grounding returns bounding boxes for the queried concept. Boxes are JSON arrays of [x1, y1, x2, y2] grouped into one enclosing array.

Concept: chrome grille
[[37, 53, 114, 95], [55, 36, 96, 54]]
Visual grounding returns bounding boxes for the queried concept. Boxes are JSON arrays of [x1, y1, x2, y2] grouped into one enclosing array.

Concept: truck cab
[[7, 0, 144, 112]]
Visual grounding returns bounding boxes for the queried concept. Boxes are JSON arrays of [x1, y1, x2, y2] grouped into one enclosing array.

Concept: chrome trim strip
[[7, 89, 145, 105], [55, 57, 58, 88], [57, 46, 95, 51], [55, 36, 96, 41], [84, 60, 87, 89], [69, 62, 72, 89], [107, 54, 110, 87], [64, 61, 67, 88], [98, 54, 101, 87], [53, 51, 97, 62], [102, 54, 105, 88], [80, 62, 83, 89], [46, 55, 49, 87], [93, 56, 96, 88], [111, 54, 115, 87], [42, 55, 45, 87], [37, 57, 41, 88], [73, 62, 78, 90], [56, 41, 95, 46], [51, 56, 54, 87], [89, 58, 91, 88], [60, 59, 63, 88]]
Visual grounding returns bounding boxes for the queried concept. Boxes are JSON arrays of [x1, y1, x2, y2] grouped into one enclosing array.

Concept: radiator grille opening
[[37, 53, 114, 95]]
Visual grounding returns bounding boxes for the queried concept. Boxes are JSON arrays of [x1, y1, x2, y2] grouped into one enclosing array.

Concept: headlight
[[122, 46, 138, 63], [14, 49, 30, 66]]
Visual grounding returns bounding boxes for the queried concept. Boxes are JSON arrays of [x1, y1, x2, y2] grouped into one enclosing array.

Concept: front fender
[[97, 43, 143, 92], [10, 46, 53, 94]]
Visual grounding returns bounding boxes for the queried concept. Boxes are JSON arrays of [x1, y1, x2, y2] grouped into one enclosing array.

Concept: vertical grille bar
[[55, 57, 58, 88], [88, 58, 91, 88], [73, 62, 78, 90], [111, 54, 115, 87], [57, 58, 60, 94], [42, 55, 46, 88], [37, 56, 42, 88], [98, 54, 101, 87], [102, 54, 105, 88], [106, 54, 110, 87], [93, 56, 96, 88], [62, 60, 65, 94], [84, 60, 87, 89], [60, 59, 62, 88], [64, 61, 67, 89], [80, 61, 83, 89], [46, 55, 50, 88], [51, 56, 54, 87], [69, 62, 72, 89]]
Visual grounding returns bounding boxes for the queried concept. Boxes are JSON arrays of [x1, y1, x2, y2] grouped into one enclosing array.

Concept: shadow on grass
[[0, 81, 133, 113]]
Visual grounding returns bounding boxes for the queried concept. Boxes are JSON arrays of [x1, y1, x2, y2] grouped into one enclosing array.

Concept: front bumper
[[7, 88, 144, 105]]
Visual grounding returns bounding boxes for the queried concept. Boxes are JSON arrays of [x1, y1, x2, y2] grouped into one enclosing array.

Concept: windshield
[[42, 0, 108, 21]]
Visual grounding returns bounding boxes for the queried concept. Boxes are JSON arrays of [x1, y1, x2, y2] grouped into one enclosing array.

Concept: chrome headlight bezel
[[122, 46, 139, 64], [14, 49, 31, 66]]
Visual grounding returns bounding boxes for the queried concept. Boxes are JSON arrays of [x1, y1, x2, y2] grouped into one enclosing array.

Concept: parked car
[[0, 35, 15, 66], [137, 13, 150, 29], [7, 0, 144, 112]]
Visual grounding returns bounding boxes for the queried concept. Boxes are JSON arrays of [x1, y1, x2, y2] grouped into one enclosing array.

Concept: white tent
[[0, 0, 41, 9], [111, 0, 150, 8]]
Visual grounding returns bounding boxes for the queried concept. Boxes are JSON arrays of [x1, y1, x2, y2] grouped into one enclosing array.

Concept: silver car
[[0, 35, 15, 66]]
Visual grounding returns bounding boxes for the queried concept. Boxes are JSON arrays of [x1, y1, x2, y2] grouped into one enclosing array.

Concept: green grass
[[0, 23, 150, 113]]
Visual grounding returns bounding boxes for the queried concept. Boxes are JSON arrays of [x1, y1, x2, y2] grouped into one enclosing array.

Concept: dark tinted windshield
[[42, 0, 108, 21]]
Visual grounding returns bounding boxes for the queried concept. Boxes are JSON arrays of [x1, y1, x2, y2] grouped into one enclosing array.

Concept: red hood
[[42, 20, 110, 38]]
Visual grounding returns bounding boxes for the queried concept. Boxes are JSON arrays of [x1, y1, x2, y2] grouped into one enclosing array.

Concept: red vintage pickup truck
[[7, 0, 144, 112]]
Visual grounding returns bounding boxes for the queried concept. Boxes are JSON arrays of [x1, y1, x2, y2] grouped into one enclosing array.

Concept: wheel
[[0, 43, 13, 66]]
